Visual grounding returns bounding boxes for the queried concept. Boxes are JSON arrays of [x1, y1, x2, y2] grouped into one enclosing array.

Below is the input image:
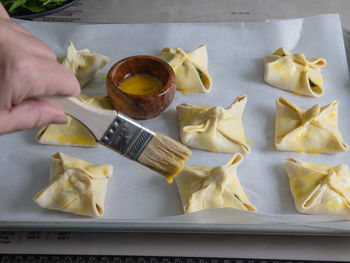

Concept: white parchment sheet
[[1, 14, 349, 233]]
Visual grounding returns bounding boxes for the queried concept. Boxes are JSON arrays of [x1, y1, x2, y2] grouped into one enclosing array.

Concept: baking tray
[[1, 14, 350, 234]]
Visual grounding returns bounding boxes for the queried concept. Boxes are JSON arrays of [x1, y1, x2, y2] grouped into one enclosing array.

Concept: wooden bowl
[[106, 55, 176, 120]]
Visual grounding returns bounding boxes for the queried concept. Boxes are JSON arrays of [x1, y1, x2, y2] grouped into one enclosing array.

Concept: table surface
[[4, 0, 350, 261]]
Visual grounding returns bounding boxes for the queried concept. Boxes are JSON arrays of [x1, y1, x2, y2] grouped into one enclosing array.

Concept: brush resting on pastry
[[36, 94, 113, 147]]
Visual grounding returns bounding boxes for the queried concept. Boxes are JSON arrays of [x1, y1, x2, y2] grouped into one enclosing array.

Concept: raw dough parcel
[[58, 41, 110, 87], [285, 157, 350, 218], [175, 153, 256, 214], [33, 152, 113, 217], [36, 94, 113, 147], [264, 48, 326, 97], [275, 97, 348, 153], [176, 95, 250, 154], [157, 44, 211, 93]]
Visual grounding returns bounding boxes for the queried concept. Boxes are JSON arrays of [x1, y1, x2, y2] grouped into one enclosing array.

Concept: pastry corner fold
[[285, 157, 350, 218], [33, 152, 113, 217], [157, 44, 212, 93], [274, 97, 348, 153], [264, 47, 326, 97], [176, 94, 250, 154], [175, 153, 256, 214]]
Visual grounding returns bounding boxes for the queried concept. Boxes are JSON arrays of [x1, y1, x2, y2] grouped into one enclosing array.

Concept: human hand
[[0, 4, 80, 135]]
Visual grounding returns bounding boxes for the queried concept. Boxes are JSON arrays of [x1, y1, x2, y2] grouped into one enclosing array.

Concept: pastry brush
[[43, 96, 192, 183]]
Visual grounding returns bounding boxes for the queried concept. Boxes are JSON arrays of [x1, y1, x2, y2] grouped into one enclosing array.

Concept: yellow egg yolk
[[120, 74, 162, 95]]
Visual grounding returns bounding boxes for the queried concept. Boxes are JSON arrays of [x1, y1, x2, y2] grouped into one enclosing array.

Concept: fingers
[[0, 99, 67, 135], [0, 15, 81, 135], [14, 30, 56, 59], [1, 21, 55, 59], [0, 18, 30, 35], [0, 3, 10, 19], [0, 33, 80, 110], [14, 56, 80, 101]]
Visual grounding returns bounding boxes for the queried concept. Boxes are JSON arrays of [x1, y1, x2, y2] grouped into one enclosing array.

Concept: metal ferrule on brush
[[99, 113, 155, 160]]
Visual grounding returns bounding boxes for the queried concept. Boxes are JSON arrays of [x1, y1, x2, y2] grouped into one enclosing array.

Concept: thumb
[[0, 99, 67, 135]]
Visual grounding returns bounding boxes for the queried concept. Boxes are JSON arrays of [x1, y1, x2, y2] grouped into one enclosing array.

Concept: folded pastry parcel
[[157, 44, 212, 93], [275, 97, 348, 153], [58, 41, 110, 87], [33, 152, 113, 217], [36, 94, 113, 147], [264, 47, 326, 97], [175, 153, 256, 214], [176, 95, 250, 154], [285, 157, 350, 218]]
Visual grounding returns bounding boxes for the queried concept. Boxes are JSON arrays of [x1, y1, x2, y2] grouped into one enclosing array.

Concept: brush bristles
[[137, 132, 192, 183]]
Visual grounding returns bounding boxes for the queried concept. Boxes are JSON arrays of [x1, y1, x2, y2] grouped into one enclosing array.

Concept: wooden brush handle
[[42, 96, 117, 140]]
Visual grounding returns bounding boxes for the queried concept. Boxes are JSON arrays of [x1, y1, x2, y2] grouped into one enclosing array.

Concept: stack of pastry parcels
[[36, 94, 113, 147], [175, 95, 255, 214], [285, 158, 350, 218], [275, 97, 348, 153], [33, 152, 113, 217], [264, 48, 326, 97], [58, 41, 110, 87], [157, 44, 212, 93], [175, 154, 256, 214], [176, 95, 250, 154]]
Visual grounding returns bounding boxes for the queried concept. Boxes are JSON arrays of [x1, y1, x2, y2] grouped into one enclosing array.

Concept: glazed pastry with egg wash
[[36, 94, 113, 147], [176, 95, 250, 154], [58, 41, 110, 87], [264, 47, 326, 97], [33, 152, 113, 217], [285, 157, 350, 218], [157, 44, 211, 93], [275, 97, 348, 153], [175, 153, 256, 214]]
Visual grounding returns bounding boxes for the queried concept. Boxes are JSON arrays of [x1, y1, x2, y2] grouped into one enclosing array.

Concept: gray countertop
[[34, 0, 350, 67], [34, 0, 350, 29]]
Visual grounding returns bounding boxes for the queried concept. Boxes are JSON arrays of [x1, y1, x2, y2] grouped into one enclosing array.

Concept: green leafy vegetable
[[309, 79, 317, 87], [196, 68, 205, 84], [1, 0, 69, 14]]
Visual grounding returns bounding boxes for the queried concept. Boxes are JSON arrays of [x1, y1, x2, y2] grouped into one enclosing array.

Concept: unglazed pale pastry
[[176, 95, 250, 154], [36, 94, 113, 147], [58, 41, 110, 87], [285, 157, 350, 218], [33, 152, 113, 217], [264, 47, 326, 97], [175, 153, 256, 214], [275, 97, 348, 153], [157, 44, 211, 93]]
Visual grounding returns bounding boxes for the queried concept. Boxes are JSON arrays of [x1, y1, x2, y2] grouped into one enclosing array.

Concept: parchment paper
[[1, 14, 349, 233]]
